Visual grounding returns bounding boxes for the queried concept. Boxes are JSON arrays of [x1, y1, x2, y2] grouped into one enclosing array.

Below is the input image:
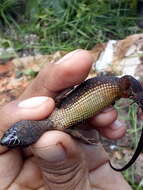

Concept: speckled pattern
[[2, 75, 143, 172], [50, 76, 122, 129], [0, 75, 135, 148]]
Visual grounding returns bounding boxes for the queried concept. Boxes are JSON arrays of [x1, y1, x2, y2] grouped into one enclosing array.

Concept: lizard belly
[[50, 84, 120, 129]]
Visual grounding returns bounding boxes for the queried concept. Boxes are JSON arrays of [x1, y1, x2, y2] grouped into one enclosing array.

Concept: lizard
[[1, 75, 143, 172]]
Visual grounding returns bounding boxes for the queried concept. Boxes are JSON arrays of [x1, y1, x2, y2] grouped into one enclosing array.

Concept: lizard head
[[0, 120, 35, 148], [0, 125, 21, 147]]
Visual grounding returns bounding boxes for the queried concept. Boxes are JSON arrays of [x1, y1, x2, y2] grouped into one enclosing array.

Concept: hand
[[0, 50, 132, 190]]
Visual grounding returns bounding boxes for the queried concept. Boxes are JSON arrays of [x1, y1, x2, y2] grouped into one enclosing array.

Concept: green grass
[[0, 0, 143, 189], [124, 104, 142, 189], [115, 101, 143, 189], [0, 0, 142, 56]]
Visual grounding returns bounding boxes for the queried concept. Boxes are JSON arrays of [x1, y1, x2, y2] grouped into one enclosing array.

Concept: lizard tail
[[109, 127, 143, 171]]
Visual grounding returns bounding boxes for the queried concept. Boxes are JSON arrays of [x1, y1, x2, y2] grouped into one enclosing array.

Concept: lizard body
[[1, 75, 143, 172]]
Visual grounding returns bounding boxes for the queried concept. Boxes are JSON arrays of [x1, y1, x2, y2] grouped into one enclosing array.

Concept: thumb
[[0, 96, 55, 152], [32, 131, 88, 190]]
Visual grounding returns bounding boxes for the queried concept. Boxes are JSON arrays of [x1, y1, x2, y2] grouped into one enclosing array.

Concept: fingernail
[[111, 120, 123, 129], [55, 49, 82, 64], [40, 144, 67, 163], [18, 96, 49, 108], [102, 106, 114, 113]]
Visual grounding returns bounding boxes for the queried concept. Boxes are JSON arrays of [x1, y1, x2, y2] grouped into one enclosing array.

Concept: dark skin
[[0, 50, 132, 190]]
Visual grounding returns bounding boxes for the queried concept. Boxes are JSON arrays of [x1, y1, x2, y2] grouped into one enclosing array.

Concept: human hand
[[0, 50, 132, 190]]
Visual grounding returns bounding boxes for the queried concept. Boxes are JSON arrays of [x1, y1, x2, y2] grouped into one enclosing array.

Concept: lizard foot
[[64, 129, 98, 145]]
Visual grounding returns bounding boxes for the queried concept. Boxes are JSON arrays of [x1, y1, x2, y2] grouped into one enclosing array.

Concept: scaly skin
[[1, 74, 143, 172], [50, 76, 122, 129], [0, 76, 126, 147]]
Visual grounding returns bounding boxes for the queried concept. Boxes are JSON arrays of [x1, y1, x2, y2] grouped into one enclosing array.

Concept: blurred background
[[0, 0, 142, 58], [0, 1, 143, 189]]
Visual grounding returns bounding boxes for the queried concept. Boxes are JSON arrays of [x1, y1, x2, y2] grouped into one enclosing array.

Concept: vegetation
[[0, 0, 143, 189], [0, 0, 141, 56], [116, 101, 143, 190]]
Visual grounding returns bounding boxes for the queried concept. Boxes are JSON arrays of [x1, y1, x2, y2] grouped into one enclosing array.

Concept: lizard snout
[[0, 129, 20, 147]]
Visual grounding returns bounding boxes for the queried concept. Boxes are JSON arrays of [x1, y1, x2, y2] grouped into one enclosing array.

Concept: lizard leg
[[64, 129, 98, 145], [55, 87, 74, 106]]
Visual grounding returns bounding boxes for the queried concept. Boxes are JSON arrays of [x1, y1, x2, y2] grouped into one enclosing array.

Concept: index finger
[[19, 49, 93, 100]]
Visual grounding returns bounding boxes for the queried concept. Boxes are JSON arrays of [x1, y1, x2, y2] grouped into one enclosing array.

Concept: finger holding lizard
[[0, 49, 130, 190]]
